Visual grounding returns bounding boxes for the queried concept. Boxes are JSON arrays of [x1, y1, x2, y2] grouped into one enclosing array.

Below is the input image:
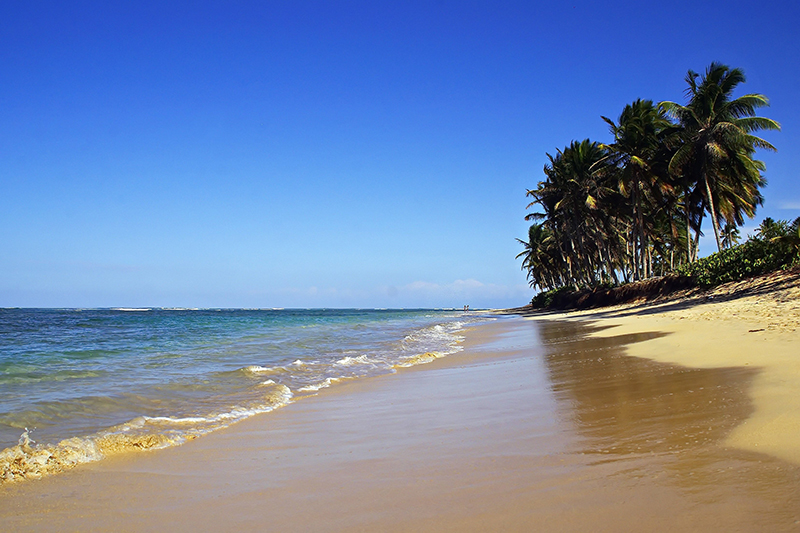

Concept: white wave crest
[[1, 385, 293, 484], [298, 377, 340, 392], [335, 354, 374, 367], [241, 365, 276, 375]]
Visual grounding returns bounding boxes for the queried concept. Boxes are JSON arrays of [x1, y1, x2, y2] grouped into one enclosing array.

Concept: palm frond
[[734, 116, 781, 133]]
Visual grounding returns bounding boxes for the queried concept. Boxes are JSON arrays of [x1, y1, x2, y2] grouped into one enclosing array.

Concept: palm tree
[[720, 222, 741, 249], [517, 223, 561, 291], [770, 217, 800, 255], [660, 62, 780, 252], [600, 99, 674, 279], [526, 140, 614, 288], [755, 217, 790, 240]]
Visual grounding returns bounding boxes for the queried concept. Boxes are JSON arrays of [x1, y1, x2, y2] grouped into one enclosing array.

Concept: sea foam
[[0, 385, 292, 484]]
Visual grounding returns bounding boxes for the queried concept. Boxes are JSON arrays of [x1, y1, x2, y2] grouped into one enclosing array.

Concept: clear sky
[[2, 1, 798, 309]]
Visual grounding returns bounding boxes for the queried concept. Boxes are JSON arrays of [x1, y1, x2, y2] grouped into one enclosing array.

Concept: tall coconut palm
[[600, 99, 674, 279], [516, 223, 564, 291], [660, 62, 780, 252], [526, 140, 614, 288]]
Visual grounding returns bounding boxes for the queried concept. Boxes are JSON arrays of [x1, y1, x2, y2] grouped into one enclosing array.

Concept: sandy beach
[[2, 274, 800, 531], [5, 2, 799, 530], [534, 268, 800, 465]]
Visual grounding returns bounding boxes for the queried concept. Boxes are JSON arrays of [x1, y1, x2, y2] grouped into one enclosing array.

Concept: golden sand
[[532, 268, 800, 465]]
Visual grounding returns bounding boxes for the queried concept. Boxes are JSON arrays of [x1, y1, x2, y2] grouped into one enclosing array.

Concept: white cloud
[[778, 201, 800, 210], [405, 280, 440, 291]]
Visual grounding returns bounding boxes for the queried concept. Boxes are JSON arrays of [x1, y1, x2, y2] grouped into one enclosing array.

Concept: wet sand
[[538, 269, 800, 465], [2, 315, 800, 531]]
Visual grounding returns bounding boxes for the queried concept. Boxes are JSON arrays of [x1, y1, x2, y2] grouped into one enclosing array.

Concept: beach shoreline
[[519, 268, 800, 465], [2, 285, 800, 530]]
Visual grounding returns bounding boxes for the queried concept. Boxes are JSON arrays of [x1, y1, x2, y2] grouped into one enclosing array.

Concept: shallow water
[[0, 308, 487, 481]]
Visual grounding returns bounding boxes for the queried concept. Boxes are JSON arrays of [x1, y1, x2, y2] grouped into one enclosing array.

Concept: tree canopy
[[519, 62, 779, 292]]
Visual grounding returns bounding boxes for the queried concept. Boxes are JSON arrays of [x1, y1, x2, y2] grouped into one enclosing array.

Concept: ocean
[[0, 308, 490, 482]]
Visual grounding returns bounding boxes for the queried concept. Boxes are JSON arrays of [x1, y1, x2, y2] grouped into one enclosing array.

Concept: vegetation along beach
[[3, 2, 800, 531]]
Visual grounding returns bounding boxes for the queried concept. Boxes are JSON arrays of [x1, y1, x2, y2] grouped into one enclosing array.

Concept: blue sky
[[2, 1, 798, 308]]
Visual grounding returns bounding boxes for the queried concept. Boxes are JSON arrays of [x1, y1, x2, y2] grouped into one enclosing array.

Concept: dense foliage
[[528, 217, 800, 309], [518, 63, 780, 293], [529, 286, 575, 309], [676, 218, 800, 286]]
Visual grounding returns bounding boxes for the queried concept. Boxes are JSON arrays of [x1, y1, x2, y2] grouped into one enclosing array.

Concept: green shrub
[[529, 236, 798, 309], [530, 285, 574, 308], [676, 238, 797, 287]]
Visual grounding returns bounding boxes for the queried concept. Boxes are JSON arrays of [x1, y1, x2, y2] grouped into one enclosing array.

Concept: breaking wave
[[0, 384, 292, 483], [0, 308, 492, 485]]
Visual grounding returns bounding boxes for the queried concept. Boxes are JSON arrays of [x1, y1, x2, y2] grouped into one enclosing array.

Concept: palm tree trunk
[[634, 176, 648, 280], [692, 212, 703, 261], [703, 176, 723, 252], [631, 179, 643, 281], [606, 243, 619, 285]]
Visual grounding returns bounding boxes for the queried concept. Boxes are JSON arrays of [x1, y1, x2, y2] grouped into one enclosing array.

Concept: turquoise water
[[0, 308, 489, 481]]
